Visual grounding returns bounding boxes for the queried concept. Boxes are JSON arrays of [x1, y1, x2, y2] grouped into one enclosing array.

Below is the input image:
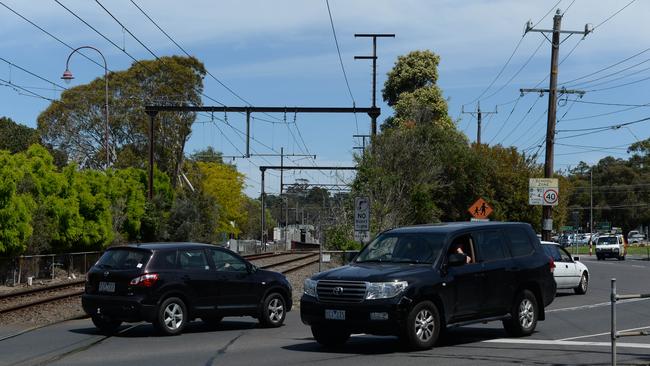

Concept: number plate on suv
[[325, 309, 345, 320], [98, 281, 115, 293]]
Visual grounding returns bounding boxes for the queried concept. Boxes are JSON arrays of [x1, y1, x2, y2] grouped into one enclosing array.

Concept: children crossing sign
[[529, 178, 559, 206], [468, 198, 493, 219]]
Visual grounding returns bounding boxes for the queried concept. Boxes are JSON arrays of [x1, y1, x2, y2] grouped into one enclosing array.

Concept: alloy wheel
[[414, 309, 435, 342], [268, 297, 284, 323], [518, 298, 534, 329], [164, 303, 184, 330]]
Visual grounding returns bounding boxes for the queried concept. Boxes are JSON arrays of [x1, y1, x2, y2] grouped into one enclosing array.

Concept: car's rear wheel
[[91, 315, 121, 335], [503, 289, 538, 337], [154, 297, 187, 336], [402, 301, 440, 350], [311, 325, 350, 347], [258, 293, 286, 328], [574, 273, 588, 295]]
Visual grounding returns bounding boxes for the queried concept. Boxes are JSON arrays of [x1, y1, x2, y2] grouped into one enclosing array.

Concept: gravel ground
[[0, 296, 84, 327], [248, 252, 316, 269]]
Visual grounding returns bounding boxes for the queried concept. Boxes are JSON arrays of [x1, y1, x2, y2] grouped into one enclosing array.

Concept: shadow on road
[[283, 326, 509, 354], [68, 319, 261, 338]]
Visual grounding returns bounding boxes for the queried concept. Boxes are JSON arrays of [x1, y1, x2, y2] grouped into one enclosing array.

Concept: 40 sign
[[529, 178, 559, 206]]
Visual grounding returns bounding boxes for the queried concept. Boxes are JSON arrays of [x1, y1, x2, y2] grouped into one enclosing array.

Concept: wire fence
[[0, 251, 102, 286]]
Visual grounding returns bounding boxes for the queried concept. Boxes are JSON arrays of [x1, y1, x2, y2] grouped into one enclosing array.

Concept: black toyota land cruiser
[[301, 222, 556, 350]]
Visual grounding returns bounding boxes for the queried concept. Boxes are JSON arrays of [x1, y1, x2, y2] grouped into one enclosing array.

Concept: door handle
[[565, 265, 569, 268]]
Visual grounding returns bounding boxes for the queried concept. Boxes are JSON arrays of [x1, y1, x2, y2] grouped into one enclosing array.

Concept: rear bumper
[[82, 294, 156, 322], [300, 295, 411, 335]]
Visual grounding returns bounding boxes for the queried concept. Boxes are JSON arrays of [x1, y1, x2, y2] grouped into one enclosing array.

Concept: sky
[[1, 0, 649, 197]]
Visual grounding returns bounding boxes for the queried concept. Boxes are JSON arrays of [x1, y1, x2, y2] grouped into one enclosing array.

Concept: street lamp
[[61, 46, 110, 169]]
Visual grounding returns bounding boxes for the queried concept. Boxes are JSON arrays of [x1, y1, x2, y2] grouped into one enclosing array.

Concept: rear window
[[96, 248, 151, 270], [504, 228, 535, 257], [598, 236, 618, 245]]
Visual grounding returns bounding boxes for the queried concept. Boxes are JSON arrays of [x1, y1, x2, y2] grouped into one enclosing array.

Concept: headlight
[[303, 279, 317, 297], [365, 281, 408, 300]]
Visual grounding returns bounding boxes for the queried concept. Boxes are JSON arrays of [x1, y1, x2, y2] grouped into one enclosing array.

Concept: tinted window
[[210, 249, 247, 272], [505, 228, 534, 257], [542, 245, 562, 261], [356, 233, 446, 264], [149, 250, 177, 270], [598, 236, 618, 245], [476, 231, 509, 261], [179, 249, 209, 270], [96, 249, 151, 270]]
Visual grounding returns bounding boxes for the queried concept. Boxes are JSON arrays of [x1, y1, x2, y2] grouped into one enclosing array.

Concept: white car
[[541, 241, 589, 295]]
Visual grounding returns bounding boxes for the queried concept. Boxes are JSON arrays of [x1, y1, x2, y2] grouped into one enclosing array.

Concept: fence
[[0, 251, 102, 286], [610, 278, 650, 366]]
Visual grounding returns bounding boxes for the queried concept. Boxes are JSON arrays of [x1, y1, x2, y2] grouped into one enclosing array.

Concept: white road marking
[[547, 298, 650, 313], [558, 325, 650, 341], [483, 338, 650, 349]]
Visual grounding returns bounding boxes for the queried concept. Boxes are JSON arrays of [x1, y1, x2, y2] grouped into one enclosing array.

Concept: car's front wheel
[[91, 315, 121, 335], [154, 297, 187, 336], [311, 325, 350, 347], [258, 293, 286, 328], [503, 290, 538, 337], [402, 301, 441, 350], [574, 272, 588, 295]]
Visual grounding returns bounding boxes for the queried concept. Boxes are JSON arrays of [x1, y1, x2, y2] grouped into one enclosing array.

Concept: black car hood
[[312, 263, 434, 282]]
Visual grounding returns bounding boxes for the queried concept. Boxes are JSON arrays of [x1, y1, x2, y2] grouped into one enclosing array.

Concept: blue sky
[[1, 0, 649, 197]]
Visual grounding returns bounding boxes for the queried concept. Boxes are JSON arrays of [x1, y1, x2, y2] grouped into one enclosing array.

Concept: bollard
[[611, 278, 617, 366]]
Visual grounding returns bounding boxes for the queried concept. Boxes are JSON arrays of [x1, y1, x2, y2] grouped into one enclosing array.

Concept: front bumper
[[300, 294, 411, 335], [82, 294, 156, 322], [596, 248, 621, 258]]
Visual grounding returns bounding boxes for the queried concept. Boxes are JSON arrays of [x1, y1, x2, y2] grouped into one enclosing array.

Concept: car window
[[542, 245, 562, 261], [178, 249, 210, 270], [476, 231, 510, 262], [598, 236, 618, 245], [210, 249, 248, 272], [149, 250, 177, 270], [558, 247, 573, 262], [448, 233, 477, 264], [96, 249, 151, 270], [356, 233, 445, 264], [504, 228, 534, 257]]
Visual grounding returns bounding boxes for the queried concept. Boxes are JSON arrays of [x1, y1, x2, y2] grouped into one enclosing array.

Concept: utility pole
[[461, 102, 497, 145], [590, 168, 593, 238], [354, 33, 394, 137], [521, 9, 591, 241]]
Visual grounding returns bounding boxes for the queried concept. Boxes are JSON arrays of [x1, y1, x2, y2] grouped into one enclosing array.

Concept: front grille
[[316, 280, 367, 303]]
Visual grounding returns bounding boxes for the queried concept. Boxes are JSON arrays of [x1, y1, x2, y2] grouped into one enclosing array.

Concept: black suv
[[301, 222, 556, 349], [83, 243, 292, 335]]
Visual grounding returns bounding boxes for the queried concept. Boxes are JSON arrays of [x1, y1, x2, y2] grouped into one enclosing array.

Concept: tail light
[[130, 273, 159, 287], [549, 257, 555, 273]]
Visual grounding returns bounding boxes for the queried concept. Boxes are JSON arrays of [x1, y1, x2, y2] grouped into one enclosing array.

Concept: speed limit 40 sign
[[529, 178, 559, 206]]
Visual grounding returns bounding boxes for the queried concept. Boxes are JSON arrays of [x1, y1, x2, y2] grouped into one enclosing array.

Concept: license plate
[[325, 309, 345, 320], [98, 281, 115, 293]]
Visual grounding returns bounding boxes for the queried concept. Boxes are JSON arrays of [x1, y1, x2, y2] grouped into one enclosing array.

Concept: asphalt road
[[1, 255, 650, 366]]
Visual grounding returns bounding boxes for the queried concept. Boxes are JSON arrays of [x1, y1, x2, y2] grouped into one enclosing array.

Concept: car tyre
[[154, 297, 187, 336], [618, 255, 625, 261], [503, 290, 538, 337], [574, 272, 588, 295], [311, 325, 350, 348], [402, 301, 441, 350], [258, 293, 286, 328], [91, 315, 121, 335]]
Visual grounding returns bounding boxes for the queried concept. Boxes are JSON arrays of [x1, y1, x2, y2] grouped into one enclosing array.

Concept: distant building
[[273, 224, 318, 248]]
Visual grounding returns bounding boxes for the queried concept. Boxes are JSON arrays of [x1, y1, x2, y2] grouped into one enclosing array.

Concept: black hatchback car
[[301, 222, 556, 350], [83, 243, 292, 335]]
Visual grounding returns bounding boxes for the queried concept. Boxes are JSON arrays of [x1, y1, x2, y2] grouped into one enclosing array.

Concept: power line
[[488, 95, 522, 144], [561, 48, 650, 86], [0, 57, 67, 90], [572, 99, 650, 107], [593, 0, 637, 29], [557, 116, 650, 133]]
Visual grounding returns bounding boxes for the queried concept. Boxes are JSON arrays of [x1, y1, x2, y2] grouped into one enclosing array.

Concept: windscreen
[[96, 248, 151, 270], [355, 232, 446, 264], [597, 236, 618, 245]]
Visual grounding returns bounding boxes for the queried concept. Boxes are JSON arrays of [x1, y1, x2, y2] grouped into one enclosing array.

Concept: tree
[[0, 150, 34, 255], [382, 50, 440, 107], [37, 56, 207, 181], [0, 117, 40, 154]]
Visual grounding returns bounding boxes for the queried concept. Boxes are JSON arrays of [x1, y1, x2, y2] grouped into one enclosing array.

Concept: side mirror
[[573, 256, 580, 261], [448, 253, 467, 267]]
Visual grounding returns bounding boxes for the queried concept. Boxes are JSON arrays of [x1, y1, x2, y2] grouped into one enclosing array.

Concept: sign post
[[354, 197, 371, 244], [529, 178, 559, 232]]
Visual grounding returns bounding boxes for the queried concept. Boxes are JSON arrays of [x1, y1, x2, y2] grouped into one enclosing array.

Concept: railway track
[[0, 281, 85, 315]]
